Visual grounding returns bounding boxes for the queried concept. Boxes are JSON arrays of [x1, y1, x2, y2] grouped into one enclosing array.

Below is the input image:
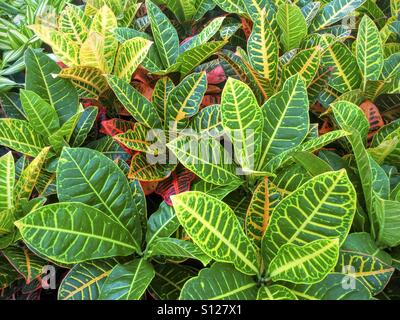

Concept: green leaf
[[25, 48, 79, 124], [15, 202, 138, 264], [146, 238, 211, 266], [321, 42, 362, 93], [0, 152, 14, 212], [167, 134, 243, 186], [310, 0, 367, 32], [375, 196, 400, 248], [335, 250, 394, 295], [2, 246, 46, 284], [287, 273, 372, 300], [221, 78, 263, 170], [57, 147, 142, 247], [128, 152, 176, 181], [146, 201, 179, 244], [268, 239, 340, 284], [257, 285, 297, 300], [70, 106, 98, 147], [257, 74, 309, 170], [262, 170, 356, 264], [277, 3, 307, 51], [152, 77, 175, 122], [106, 75, 162, 128], [99, 259, 155, 300], [247, 9, 278, 82], [113, 37, 153, 82], [0, 119, 45, 157], [147, 0, 179, 68], [150, 263, 197, 300], [164, 0, 196, 22], [356, 15, 384, 84], [171, 191, 260, 275], [20, 89, 60, 138], [58, 259, 118, 300], [179, 263, 258, 300], [166, 72, 207, 131]]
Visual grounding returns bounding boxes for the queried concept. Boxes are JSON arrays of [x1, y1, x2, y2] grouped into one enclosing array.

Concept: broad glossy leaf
[[166, 72, 207, 131], [171, 191, 259, 275], [48, 111, 83, 153], [356, 15, 384, 83], [99, 259, 155, 300], [57, 147, 142, 246], [86, 136, 130, 162], [245, 177, 281, 245], [167, 134, 242, 186], [59, 66, 109, 99], [0, 256, 19, 289], [192, 104, 223, 137], [179, 263, 258, 300], [382, 52, 400, 80], [221, 78, 263, 170], [191, 179, 241, 199], [321, 42, 362, 93], [114, 122, 158, 154], [15, 202, 138, 264], [0, 119, 45, 157], [262, 170, 356, 263], [247, 9, 278, 82], [114, 37, 153, 82], [277, 3, 307, 51], [0, 152, 14, 212], [88, 5, 118, 73], [257, 74, 309, 170], [257, 285, 297, 300], [58, 259, 118, 300], [20, 89, 60, 138], [147, 0, 179, 68], [106, 75, 162, 128], [268, 239, 340, 284], [2, 246, 46, 284], [310, 0, 367, 32], [152, 77, 175, 122], [287, 273, 372, 300], [282, 47, 321, 86], [0, 92, 25, 120], [375, 197, 400, 248], [335, 250, 394, 295], [25, 48, 79, 124], [79, 33, 109, 72]]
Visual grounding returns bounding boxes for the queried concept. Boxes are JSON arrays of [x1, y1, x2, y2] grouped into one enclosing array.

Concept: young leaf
[[221, 77, 263, 170], [147, 0, 179, 68], [247, 9, 278, 82], [171, 191, 260, 275], [277, 3, 307, 51], [0, 152, 15, 212]]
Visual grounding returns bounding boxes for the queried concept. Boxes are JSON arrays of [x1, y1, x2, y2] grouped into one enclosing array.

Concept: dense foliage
[[0, 0, 400, 300]]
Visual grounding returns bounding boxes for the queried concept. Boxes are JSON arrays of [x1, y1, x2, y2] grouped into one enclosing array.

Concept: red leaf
[[241, 18, 253, 40], [207, 65, 226, 84], [155, 167, 196, 205], [100, 118, 135, 136], [359, 99, 384, 143]]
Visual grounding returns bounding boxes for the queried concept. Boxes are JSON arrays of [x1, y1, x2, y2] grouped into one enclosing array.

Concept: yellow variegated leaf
[[114, 37, 153, 82], [171, 191, 260, 275], [59, 66, 109, 99], [59, 5, 91, 45], [89, 5, 118, 73], [29, 25, 80, 66], [0, 152, 15, 212], [79, 32, 108, 72]]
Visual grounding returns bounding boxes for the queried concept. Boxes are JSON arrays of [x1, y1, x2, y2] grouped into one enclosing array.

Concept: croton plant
[[0, 0, 399, 301]]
